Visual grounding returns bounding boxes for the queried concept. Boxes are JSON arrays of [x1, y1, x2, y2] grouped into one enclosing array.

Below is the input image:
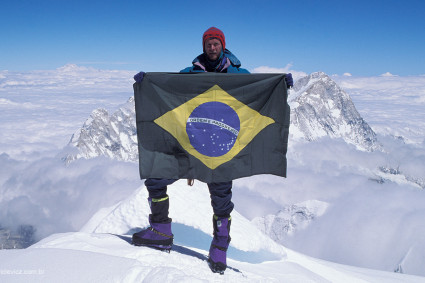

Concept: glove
[[284, 73, 293, 89], [134, 71, 145, 83]]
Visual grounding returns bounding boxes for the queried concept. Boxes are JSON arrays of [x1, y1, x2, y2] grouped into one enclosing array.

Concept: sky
[[1, 0, 424, 76]]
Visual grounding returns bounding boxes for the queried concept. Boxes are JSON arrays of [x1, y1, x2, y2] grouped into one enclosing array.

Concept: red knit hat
[[202, 27, 226, 51]]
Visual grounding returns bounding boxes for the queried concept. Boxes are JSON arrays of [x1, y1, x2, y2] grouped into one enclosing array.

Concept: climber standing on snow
[[132, 27, 293, 274]]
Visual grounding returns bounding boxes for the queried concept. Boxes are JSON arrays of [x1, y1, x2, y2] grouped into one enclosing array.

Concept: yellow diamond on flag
[[154, 84, 275, 169]]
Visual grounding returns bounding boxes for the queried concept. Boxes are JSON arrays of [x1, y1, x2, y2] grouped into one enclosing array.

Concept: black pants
[[144, 178, 234, 217]]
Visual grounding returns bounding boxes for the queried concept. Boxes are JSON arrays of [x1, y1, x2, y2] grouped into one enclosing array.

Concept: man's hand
[[284, 73, 293, 89], [134, 71, 145, 83]]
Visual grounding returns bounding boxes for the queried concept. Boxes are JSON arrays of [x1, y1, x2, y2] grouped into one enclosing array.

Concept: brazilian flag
[[134, 72, 290, 183]]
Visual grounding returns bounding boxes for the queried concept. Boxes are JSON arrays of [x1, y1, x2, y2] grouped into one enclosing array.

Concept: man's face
[[204, 38, 223, 61]]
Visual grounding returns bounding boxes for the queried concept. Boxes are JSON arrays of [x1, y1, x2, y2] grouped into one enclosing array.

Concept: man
[[132, 27, 293, 274], [180, 27, 250, 74]]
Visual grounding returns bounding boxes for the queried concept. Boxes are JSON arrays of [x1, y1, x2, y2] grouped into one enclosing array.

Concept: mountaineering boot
[[132, 196, 173, 251], [208, 215, 231, 274]]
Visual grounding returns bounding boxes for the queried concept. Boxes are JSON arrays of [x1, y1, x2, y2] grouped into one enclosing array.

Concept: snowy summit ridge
[[2, 181, 423, 282]]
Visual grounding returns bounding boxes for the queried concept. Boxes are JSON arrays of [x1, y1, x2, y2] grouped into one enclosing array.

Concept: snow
[[1, 65, 425, 282], [1, 232, 423, 282], [79, 180, 286, 255]]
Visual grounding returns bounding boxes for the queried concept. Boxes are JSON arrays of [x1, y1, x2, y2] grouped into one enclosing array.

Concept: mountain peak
[[63, 97, 138, 163], [289, 72, 381, 151]]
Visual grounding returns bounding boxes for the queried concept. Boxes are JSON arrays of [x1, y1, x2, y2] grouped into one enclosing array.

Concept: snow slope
[[2, 233, 423, 282], [1, 180, 423, 282]]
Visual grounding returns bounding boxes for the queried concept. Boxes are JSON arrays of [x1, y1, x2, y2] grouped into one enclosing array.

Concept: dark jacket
[[180, 49, 249, 74]]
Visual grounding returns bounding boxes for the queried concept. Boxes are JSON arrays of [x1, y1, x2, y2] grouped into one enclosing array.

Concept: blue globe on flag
[[186, 102, 240, 157]]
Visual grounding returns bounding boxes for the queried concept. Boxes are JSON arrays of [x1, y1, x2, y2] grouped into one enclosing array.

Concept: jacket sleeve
[[227, 65, 250, 74], [237, 68, 250, 74], [180, 66, 206, 73], [180, 67, 192, 73]]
